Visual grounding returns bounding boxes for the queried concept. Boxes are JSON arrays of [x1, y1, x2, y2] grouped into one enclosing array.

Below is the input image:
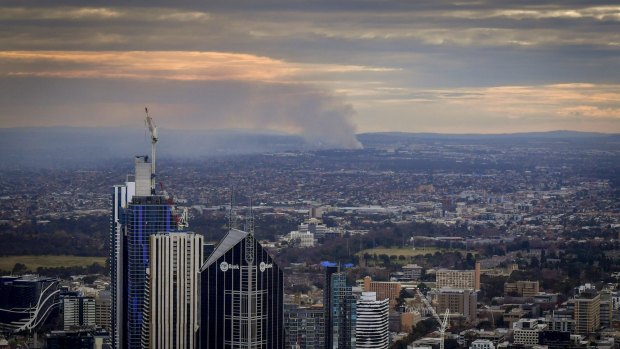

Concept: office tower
[[0, 275, 60, 333], [144, 232, 203, 349], [435, 262, 481, 291], [362, 276, 401, 309], [63, 295, 96, 330], [200, 228, 284, 348], [436, 288, 477, 322], [323, 263, 339, 349], [284, 303, 325, 349], [330, 272, 356, 349], [356, 292, 389, 349], [110, 155, 177, 349], [110, 167, 135, 348], [573, 291, 600, 335], [323, 265, 338, 348]]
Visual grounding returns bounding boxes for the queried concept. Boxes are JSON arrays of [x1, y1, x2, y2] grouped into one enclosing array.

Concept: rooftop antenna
[[228, 186, 237, 230], [144, 107, 158, 195], [248, 197, 254, 235]]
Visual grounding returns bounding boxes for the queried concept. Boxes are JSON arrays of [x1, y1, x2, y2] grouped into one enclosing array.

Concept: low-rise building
[[513, 318, 547, 346], [470, 339, 495, 349], [402, 264, 423, 281], [504, 281, 539, 297]]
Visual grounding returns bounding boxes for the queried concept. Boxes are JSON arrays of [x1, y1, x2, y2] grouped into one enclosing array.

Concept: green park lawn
[[0, 255, 106, 272]]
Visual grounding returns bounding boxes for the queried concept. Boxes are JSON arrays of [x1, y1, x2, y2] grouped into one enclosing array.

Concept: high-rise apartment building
[[356, 292, 389, 349], [330, 272, 356, 349], [110, 173, 135, 349], [573, 292, 600, 335], [323, 264, 339, 349], [435, 262, 481, 291], [144, 232, 203, 349], [200, 228, 284, 348], [362, 276, 401, 309], [63, 295, 96, 330], [436, 288, 477, 322], [110, 155, 177, 349], [284, 303, 325, 349], [95, 290, 111, 332]]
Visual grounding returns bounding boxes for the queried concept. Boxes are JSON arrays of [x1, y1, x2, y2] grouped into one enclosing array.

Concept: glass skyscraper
[[110, 156, 176, 349], [200, 228, 284, 348], [330, 272, 356, 349]]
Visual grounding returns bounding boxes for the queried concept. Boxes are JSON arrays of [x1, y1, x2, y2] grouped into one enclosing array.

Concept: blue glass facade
[[125, 196, 175, 349], [330, 273, 356, 349]]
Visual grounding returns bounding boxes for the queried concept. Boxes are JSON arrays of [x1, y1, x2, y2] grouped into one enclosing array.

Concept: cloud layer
[[0, 0, 619, 135]]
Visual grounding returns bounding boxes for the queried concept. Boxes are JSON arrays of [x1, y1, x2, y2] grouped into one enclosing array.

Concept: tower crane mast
[[416, 289, 450, 349], [144, 107, 158, 194]]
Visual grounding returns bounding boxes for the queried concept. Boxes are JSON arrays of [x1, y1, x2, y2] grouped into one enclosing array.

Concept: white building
[[145, 232, 203, 349], [470, 339, 495, 349], [299, 218, 340, 241], [356, 292, 390, 349], [63, 296, 96, 330], [286, 230, 315, 247], [513, 318, 547, 346]]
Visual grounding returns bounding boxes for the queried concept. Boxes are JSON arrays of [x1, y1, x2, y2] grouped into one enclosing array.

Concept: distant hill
[[0, 127, 618, 169], [357, 130, 620, 147]]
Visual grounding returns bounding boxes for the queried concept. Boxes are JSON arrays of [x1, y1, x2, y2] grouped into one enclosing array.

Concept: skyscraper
[[110, 173, 134, 349], [284, 303, 325, 349], [323, 264, 339, 349], [330, 272, 356, 349], [200, 228, 284, 348], [110, 155, 177, 349], [355, 292, 389, 349], [144, 232, 203, 349]]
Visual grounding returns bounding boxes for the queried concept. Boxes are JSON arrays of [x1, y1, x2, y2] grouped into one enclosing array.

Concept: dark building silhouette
[[0, 275, 60, 333], [200, 229, 284, 348]]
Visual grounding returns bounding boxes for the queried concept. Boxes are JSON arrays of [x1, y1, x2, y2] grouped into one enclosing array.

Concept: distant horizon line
[[0, 126, 618, 136]]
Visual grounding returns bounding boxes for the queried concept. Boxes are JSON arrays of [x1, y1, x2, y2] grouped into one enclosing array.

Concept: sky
[[0, 0, 619, 145]]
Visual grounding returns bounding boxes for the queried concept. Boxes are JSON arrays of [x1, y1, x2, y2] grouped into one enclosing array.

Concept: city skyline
[[0, 0, 619, 143]]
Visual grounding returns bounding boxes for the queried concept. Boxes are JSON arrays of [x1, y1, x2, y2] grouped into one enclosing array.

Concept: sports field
[[0, 255, 106, 272]]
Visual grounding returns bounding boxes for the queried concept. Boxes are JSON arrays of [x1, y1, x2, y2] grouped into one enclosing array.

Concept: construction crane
[[416, 289, 450, 349], [144, 107, 158, 194]]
